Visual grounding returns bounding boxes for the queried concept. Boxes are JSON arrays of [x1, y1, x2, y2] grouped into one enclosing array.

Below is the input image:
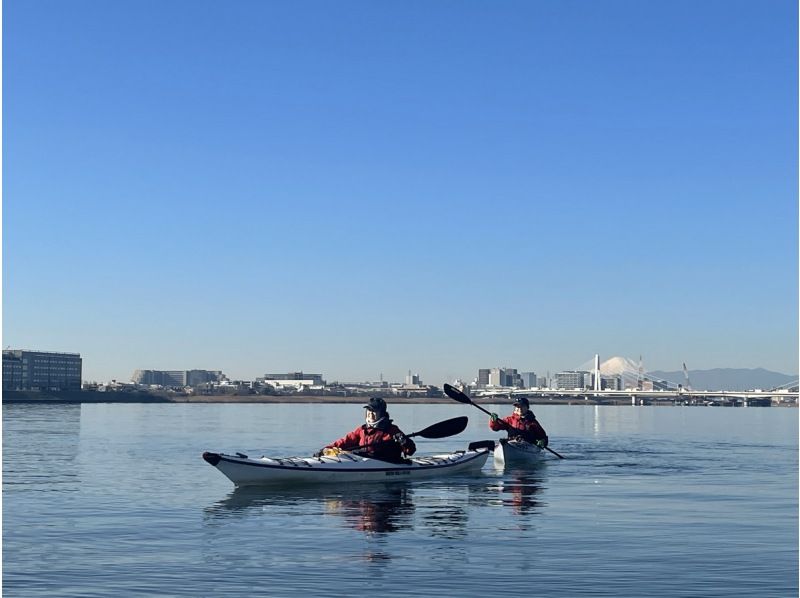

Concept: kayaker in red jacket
[[489, 396, 548, 447], [315, 397, 416, 463]]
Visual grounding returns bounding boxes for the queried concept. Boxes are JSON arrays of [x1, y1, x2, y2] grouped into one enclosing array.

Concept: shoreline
[[2, 390, 794, 407], [2, 391, 577, 406]]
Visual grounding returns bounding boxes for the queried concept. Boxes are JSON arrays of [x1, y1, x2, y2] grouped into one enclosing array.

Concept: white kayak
[[493, 438, 545, 467], [203, 446, 491, 487]]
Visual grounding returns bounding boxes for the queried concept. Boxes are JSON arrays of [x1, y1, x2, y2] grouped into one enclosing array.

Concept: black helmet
[[364, 397, 387, 416], [513, 396, 530, 409]]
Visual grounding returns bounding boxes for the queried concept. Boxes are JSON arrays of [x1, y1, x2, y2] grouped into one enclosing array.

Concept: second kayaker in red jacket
[[316, 397, 416, 463], [489, 396, 548, 446]]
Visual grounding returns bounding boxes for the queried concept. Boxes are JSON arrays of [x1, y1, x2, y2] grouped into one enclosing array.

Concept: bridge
[[472, 355, 799, 406], [472, 387, 798, 406]]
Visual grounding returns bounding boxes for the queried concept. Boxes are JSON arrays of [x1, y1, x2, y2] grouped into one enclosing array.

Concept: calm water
[[3, 402, 798, 597]]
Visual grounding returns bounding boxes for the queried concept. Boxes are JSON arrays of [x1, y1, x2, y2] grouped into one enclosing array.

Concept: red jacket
[[489, 412, 548, 444], [328, 421, 416, 462]]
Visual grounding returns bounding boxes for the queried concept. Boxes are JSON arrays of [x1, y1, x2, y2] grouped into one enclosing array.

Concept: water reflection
[[204, 480, 478, 541], [327, 486, 414, 534], [498, 471, 544, 515], [463, 471, 545, 521], [204, 470, 546, 543], [206, 484, 415, 535]]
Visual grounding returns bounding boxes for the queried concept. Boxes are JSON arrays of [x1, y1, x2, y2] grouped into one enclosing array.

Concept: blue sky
[[4, 0, 797, 384]]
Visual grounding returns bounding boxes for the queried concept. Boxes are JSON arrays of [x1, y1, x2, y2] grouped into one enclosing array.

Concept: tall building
[[488, 367, 520, 387], [2, 350, 82, 391], [477, 369, 490, 387], [488, 368, 501, 386], [520, 372, 537, 388]]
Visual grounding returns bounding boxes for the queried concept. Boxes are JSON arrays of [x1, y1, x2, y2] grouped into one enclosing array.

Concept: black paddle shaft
[[443, 383, 565, 459], [443, 383, 497, 418]]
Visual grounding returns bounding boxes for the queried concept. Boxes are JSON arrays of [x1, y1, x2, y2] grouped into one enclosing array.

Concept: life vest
[[328, 419, 416, 462]]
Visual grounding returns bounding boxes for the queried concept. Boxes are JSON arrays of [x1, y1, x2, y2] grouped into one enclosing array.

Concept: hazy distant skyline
[[4, 1, 798, 384]]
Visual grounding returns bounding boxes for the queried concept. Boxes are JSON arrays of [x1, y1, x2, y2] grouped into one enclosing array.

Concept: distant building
[[520, 372, 537, 388], [3, 353, 23, 389], [3, 349, 82, 391], [132, 369, 224, 387], [186, 369, 224, 386], [554, 370, 590, 389], [601, 375, 622, 390], [260, 372, 325, 385], [641, 379, 671, 391], [488, 367, 521, 387], [477, 369, 490, 387], [405, 371, 421, 385], [133, 370, 178, 386]]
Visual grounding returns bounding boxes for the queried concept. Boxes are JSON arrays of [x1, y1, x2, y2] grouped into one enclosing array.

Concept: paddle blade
[[468, 439, 496, 451], [443, 383, 473, 404], [411, 416, 469, 439]]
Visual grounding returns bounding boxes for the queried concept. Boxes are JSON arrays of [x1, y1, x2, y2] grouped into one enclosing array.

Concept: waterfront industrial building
[[2, 350, 82, 391]]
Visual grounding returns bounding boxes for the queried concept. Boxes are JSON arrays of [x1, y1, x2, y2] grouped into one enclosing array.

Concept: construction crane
[[682, 363, 692, 391]]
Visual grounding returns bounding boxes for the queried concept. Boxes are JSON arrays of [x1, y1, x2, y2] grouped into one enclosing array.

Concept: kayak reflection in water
[[501, 474, 543, 516], [329, 486, 414, 534], [314, 397, 416, 463], [207, 486, 415, 535], [489, 396, 548, 447]]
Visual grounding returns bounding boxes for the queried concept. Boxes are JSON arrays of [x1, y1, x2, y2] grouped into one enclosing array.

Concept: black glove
[[393, 432, 408, 445], [313, 449, 324, 457]]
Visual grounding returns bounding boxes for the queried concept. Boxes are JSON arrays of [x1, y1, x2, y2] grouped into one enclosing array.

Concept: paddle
[[443, 383, 565, 459], [320, 416, 470, 456], [406, 415, 469, 439]]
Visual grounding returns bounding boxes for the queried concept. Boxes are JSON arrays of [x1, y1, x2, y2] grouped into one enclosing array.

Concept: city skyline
[[4, 2, 797, 385], [7, 345, 796, 388]]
